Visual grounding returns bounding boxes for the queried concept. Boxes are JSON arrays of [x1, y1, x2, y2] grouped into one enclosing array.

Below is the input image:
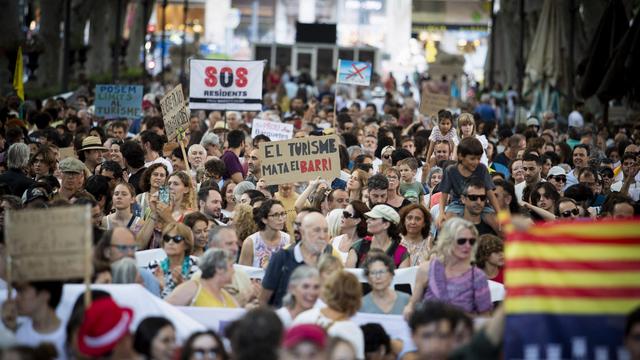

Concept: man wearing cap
[[57, 157, 86, 200], [260, 212, 329, 307], [526, 117, 540, 135], [547, 166, 567, 195], [78, 135, 107, 174], [77, 298, 137, 359], [0, 143, 34, 197]]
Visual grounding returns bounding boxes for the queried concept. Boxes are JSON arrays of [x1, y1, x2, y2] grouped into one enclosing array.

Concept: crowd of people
[[0, 70, 639, 360]]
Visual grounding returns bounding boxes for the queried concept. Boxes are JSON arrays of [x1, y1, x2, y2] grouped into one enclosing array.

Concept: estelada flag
[[504, 218, 640, 360]]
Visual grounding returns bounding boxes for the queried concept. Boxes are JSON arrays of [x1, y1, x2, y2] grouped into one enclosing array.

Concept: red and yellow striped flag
[[504, 218, 640, 359]]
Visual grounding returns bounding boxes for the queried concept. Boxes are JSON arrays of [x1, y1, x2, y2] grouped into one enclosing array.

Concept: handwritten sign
[[160, 84, 190, 142], [259, 135, 341, 185], [189, 59, 264, 111], [419, 88, 450, 116], [58, 146, 76, 160], [94, 84, 143, 118], [5, 206, 92, 282], [251, 119, 294, 141]]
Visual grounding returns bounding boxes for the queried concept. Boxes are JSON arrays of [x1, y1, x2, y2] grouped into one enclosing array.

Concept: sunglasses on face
[[343, 211, 354, 219], [456, 237, 476, 246], [163, 235, 185, 244], [465, 194, 486, 202], [549, 175, 566, 183], [560, 208, 580, 218], [600, 172, 614, 179]]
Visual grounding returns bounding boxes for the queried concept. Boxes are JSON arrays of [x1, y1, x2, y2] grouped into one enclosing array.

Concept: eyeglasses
[[163, 235, 185, 244], [560, 208, 580, 218], [456, 237, 476, 246], [268, 212, 287, 218], [192, 347, 221, 360], [600, 172, 614, 179], [343, 211, 354, 219], [548, 175, 566, 183], [382, 154, 391, 159], [465, 194, 486, 202], [368, 269, 388, 278], [111, 244, 138, 253]]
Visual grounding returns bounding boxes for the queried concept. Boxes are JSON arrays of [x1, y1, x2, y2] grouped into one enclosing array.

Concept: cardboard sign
[[251, 119, 294, 142], [189, 59, 264, 111], [5, 206, 92, 282], [94, 84, 143, 118], [337, 59, 372, 86], [419, 89, 450, 116], [259, 135, 341, 185], [160, 84, 190, 141], [58, 146, 76, 160]]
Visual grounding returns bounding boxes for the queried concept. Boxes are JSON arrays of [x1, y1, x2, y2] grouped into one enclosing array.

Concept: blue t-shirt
[[439, 163, 495, 202]]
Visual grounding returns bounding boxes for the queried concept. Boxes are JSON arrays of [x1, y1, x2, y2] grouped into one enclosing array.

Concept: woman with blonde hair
[[326, 208, 343, 239], [167, 171, 196, 221], [293, 271, 365, 359], [404, 218, 492, 318], [346, 169, 369, 202], [148, 222, 198, 298], [231, 203, 258, 243]]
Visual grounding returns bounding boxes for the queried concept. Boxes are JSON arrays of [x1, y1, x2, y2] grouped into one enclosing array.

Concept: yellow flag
[[13, 46, 24, 101]]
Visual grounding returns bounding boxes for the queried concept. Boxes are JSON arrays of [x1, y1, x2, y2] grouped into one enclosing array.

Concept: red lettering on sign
[[204, 66, 217, 87], [300, 160, 307, 173], [322, 158, 329, 171], [236, 67, 248, 87], [314, 159, 321, 171], [220, 67, 234, 87]]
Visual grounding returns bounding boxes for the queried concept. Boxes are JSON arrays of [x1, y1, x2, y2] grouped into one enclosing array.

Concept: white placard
[[189, 59, 264, 111], [251, 118, 294, 141]]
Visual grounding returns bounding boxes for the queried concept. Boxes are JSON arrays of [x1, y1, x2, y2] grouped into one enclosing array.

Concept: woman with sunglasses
[[239, 199, 290, 269], [149, 222, 198, 299], [180, 330, 229, 360], [546, 166, 567, 195], [557, 197, 583, 220], [330, 200, 369, 264], [404, 218, 492, 319]]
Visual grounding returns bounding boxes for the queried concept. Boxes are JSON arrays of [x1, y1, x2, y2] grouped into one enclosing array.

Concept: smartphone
[[159, 186, 170, 204]]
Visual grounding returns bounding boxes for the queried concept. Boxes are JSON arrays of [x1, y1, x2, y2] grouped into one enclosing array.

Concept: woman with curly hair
[[238, 199, 290, 269], [231, 203, 258, 245], [136, 163, 168, 220], [475, 234, 504, 283]]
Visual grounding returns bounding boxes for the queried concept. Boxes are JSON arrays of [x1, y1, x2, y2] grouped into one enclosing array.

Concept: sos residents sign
[[259, 135, 341, 185], [189, 59, 264, 111]]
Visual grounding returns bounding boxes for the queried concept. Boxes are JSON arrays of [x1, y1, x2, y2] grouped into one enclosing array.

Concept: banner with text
[[259, 135, 341, 185], [251, 119, 294, 141], [160, 84, 190, 141], [419, 88, 450, 116], [5, 206, 92, 282], [95, 84, 143, 118], [337, 60, 372, 86], [189, 59, 264, 111]]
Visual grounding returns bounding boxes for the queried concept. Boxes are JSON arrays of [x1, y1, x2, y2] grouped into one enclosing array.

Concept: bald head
[[300, 212, 329, 255]]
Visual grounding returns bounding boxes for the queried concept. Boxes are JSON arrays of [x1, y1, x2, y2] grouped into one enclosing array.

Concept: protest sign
[[94, 84, 143, 118], [4, 206, 92, 282], [189, 59, 264, 111], [58, 146, 76, 160], [251, 119, 294, 141], [160, 84, 190, 142], [337, 60, 372, 86], [419, 88, 450, 116], [259, 135, 341, 185], [504, 219, 640, 359]]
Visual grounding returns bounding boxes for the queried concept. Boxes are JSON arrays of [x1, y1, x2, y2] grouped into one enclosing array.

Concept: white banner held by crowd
[[251, 119, 294, 141], [189, 59, 264, 111]]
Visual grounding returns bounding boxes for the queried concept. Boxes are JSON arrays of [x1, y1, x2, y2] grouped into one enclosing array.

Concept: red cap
[[283, 324, 327, 349], [77, 298, 134, 357]]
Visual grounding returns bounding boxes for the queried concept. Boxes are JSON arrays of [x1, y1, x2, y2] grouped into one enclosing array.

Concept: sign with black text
[[251, 119, 294, 142], [94, 84, 143, 118], [189, 59, 264, 111], [160, 84, 190, 142], [259, 135, 341, 185]]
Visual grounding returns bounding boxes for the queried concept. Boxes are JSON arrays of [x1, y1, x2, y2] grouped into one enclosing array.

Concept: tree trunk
[[0, 0, 21, 96], [87, 1, 118, 77], [125, 0, 156, 70], [37, 0, 64, 88]]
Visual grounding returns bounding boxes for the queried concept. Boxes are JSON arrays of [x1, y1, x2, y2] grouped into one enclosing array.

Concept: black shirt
[[262, 245, 304, 308], [0, 168, 35, 197], [128, 167, 145, 195]]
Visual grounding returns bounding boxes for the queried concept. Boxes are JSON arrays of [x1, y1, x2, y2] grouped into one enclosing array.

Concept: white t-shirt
[[16, 319, 67, 360], [293, 307, 365, 359], [568, 110, 584, 128], [275, 307, 294, 328]]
